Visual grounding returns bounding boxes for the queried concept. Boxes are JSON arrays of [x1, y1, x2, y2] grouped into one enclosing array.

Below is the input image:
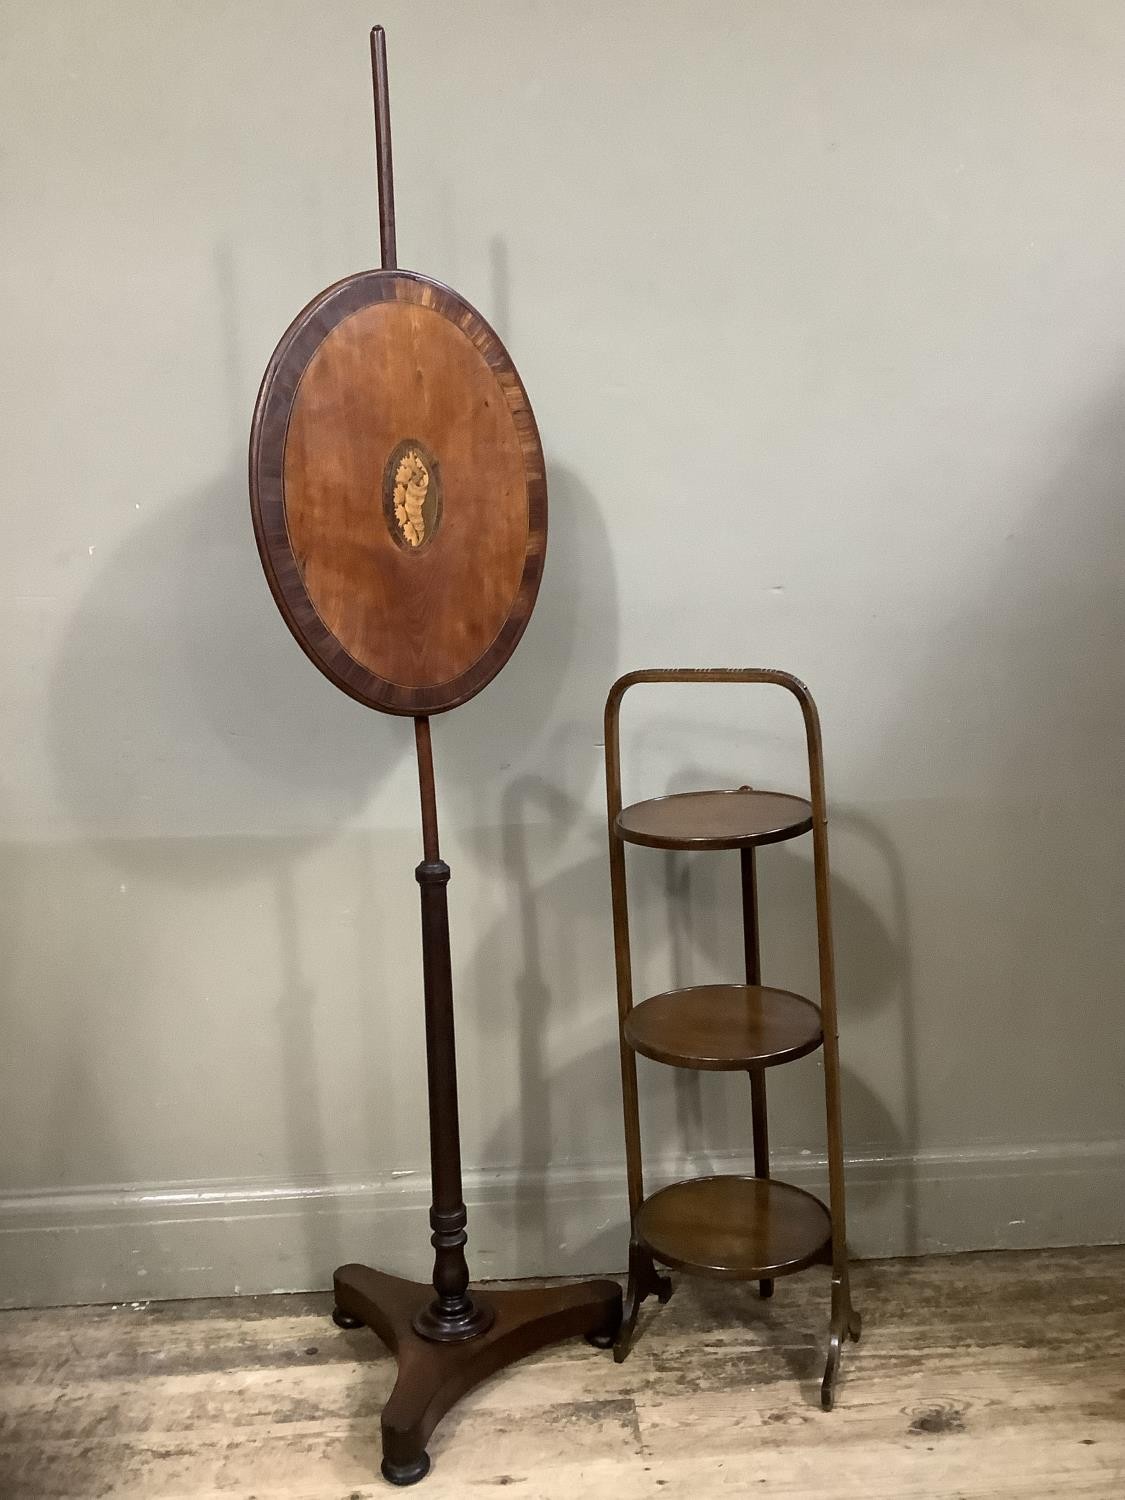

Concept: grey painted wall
[[1, 0, 1123, 1307]]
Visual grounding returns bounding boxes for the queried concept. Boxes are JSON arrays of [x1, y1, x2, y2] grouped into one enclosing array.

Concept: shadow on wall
[[448, 499, 922, 1269], [36, 230, 623, 1294], [45, 455, 398, 1277], [37, 235, 1125, 1287], [444, 458, 619, 1272], [413, 227, 627, 788], [583, 360, 1125, 1246], [48, 467, 396, 853], [39, 428, 620, 1287], [460, 811, 908, 1270], [453, 581, 913, 1264]]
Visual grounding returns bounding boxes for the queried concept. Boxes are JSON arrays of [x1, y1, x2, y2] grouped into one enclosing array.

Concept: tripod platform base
[[332, 1262, 623, 1485]]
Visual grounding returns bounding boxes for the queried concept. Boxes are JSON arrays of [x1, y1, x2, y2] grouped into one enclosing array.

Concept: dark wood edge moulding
[[248, 267, 548, 717]]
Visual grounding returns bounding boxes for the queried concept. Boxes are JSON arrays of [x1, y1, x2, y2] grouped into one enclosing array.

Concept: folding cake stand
[[248, 28, 621, 1485], [604, 669, 860, 1408]]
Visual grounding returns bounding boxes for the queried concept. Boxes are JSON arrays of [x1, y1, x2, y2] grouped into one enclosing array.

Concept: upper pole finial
[[370, 26, 397, 270]]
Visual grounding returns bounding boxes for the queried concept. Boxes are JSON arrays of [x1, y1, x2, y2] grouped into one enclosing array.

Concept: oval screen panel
[[250, 270, 547, 716]]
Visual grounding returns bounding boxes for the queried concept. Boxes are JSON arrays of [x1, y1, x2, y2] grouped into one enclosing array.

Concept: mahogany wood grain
[[623, 983, 823, 1070], [250, 270, 546, 716]]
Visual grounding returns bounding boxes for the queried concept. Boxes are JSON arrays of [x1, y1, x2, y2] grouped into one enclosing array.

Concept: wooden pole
[[370, 25, 398, 270], [410, 717, 493, 1341]]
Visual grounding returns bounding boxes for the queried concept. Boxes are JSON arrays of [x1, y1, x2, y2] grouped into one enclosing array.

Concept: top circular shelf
[[615, 788, 813, 850]]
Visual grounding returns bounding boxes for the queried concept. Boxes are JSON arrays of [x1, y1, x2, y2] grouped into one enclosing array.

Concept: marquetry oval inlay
[[383, 438, 442, 551]]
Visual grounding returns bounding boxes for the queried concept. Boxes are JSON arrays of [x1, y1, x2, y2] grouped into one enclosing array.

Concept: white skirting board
[[2, 1140, 1123, 1309]]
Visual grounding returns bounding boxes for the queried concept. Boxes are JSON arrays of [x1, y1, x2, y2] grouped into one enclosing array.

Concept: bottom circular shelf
[[636, 1175, 832, 1281]]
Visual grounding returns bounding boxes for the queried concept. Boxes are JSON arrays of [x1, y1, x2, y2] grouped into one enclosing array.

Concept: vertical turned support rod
[[741, 840, 773, 1298], [411, 717, 493, 1342]]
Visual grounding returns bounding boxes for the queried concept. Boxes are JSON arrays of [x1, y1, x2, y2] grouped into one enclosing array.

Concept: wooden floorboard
[[0, 1247, 1122, 1497]]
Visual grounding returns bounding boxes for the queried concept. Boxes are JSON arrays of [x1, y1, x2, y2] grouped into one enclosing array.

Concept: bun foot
[[381, 1452, 431, 1486]]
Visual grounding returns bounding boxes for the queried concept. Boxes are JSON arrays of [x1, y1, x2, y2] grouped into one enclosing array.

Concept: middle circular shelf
[[623, 983, 823, 1070]]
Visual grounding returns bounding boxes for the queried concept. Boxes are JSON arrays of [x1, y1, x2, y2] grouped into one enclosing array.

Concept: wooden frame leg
[[820, 1267, 862, 1411], [613, 1238, 673, 1364]]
